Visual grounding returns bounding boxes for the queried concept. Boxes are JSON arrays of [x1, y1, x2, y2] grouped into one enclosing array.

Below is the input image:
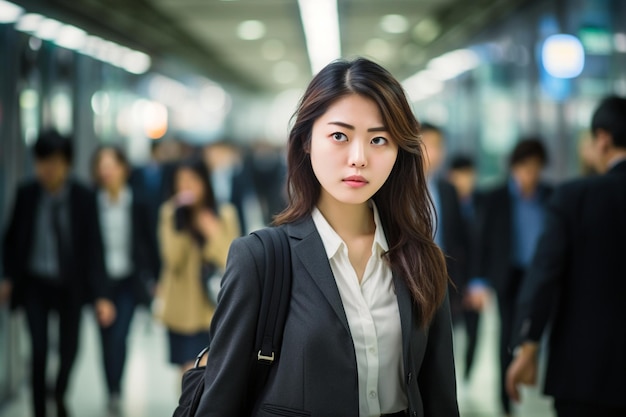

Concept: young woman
[[155, 157, 240, 373], [195, 58, 459, 416], [91, 146, 160, 415]]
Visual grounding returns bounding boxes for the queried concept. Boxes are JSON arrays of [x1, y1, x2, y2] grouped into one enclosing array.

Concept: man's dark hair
[[509, 137, 548, 167], [449, 154, 475, 171], [33, 130, 73, 163], [591, 95, 626, 148], [420, 122, 444, 136]]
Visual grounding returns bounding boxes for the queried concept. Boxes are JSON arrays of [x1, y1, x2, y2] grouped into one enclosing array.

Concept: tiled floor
[[0, 297, 555, 417]]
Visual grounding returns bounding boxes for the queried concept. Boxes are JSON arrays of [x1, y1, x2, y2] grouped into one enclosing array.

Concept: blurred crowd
[[0, 133, 286, 417], [1, 93, 625, 417]]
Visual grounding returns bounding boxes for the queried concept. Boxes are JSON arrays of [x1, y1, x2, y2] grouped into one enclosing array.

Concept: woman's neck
[[316, 194, 374, 239], [106, 184, 124, 202]]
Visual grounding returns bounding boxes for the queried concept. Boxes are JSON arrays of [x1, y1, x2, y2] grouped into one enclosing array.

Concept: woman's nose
[[348, 140, 367, 167]]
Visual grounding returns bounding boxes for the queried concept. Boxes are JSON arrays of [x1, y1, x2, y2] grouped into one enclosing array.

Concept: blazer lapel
[[287, 217, 351, 335], [394, 273, 413, 372]]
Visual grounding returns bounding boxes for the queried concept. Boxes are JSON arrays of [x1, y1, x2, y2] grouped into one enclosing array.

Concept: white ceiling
[[15, 0, 526, 92]]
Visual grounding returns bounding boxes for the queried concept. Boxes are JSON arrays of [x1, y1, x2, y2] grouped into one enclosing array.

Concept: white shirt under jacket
[[311, 201, 407, 417], [98, 187, 133, 279]]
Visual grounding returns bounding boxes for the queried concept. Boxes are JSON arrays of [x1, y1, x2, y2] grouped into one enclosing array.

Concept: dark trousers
[[554, 399, 626, 417], [99, 278, 136, 396], [24, 278, 82, 417], [496, 267, 525, 415], [462, 309, 480, 379]]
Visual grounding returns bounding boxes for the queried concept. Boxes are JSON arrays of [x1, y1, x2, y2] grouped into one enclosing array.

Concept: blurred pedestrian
[[476, 137, 552, 416], [0, 131, 115, 417], [506, 96, 626, 416], [420, 124, 470, 328], [155, 157, 239, 374], [447, 154, 490, 382], [194, 58, 459, 416], [129, 139, 179, 236], [91, 145, 160, 415], [202, 140, 259, 234]]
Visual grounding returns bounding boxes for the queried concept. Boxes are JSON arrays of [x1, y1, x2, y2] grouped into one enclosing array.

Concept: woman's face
[[310, 94, 398, 207], [96, 149, 128, 190], [175, 167, 205, 205]]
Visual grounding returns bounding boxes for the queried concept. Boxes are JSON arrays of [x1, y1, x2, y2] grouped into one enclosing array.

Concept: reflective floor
[[0, 297, 554, 417]]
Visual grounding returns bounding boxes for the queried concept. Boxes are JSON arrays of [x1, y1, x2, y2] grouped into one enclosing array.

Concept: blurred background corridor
[[1, 0, 625, 416]]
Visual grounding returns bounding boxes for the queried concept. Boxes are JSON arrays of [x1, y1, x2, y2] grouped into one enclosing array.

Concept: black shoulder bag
[[173, 227, 292, 417]]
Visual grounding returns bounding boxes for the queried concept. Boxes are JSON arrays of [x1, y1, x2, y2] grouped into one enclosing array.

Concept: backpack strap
[[249, 227, 292, 398]]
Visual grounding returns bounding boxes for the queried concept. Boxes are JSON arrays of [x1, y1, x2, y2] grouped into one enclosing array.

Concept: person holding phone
[[155, 156, 239, 374]]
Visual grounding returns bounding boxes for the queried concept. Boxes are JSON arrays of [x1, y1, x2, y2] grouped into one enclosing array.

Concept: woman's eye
[[371, 137, 388, 145], [332, 132, 348, 142]]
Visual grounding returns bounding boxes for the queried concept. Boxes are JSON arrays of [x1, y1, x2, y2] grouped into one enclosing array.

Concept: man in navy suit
[[506, 96, 626, 417], [476, 137, 552, 416], [1, 131, 115, 417]]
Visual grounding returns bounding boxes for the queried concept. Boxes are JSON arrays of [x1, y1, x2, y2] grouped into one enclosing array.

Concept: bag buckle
[[257, 350, 275, 364]]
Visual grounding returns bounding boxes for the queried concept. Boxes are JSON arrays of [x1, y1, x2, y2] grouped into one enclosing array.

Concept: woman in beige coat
[[156, 157, 239, 372]]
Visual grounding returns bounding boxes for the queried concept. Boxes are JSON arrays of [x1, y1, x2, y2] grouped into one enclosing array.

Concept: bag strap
[[248, 226, 292, 400]]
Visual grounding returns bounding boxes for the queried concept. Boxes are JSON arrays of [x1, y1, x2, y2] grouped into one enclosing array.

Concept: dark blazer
[[3, 179, 108, 308], [129, 162, 175, 232], [197, 217, 459, 417], [513, 160, 626, 408], [436, 179, 469, 318], [94, 192, 160, 305], [476, 181, 552, 294]]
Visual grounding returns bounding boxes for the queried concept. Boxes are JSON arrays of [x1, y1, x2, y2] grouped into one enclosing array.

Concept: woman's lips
[[342, 175, 368, 188]]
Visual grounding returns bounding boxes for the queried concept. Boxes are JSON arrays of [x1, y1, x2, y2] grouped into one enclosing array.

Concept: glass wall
[[411, 0, 626, 185]]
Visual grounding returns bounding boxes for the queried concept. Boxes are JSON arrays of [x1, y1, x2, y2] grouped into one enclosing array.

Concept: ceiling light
[[0, 0, 23, 24], [380, 14, 408, 34], [541, 34, 584, 79], [402, 70, 444, 102], [80, 35, 104, 58], [237, 20, 266, 40], [15, 13, 43, 32], [427, 48, 480, 80], [413, 18, 440, 44], [298, 0, 341, 75], [35, 18, 62, 40], [123, 50, 151, 74], [55, 24, 87, 50]]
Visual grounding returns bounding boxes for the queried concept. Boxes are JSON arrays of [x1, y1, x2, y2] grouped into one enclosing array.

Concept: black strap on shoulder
[[249, 227, 292, 399]]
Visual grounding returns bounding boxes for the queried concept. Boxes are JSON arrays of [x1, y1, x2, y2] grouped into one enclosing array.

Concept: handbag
[[173, 227, 292, 417]]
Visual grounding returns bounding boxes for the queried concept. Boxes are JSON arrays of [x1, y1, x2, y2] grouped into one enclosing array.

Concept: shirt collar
[[311, 200, 389, 260], [99, 186, 132, 207], [508, 176, 539, 201]]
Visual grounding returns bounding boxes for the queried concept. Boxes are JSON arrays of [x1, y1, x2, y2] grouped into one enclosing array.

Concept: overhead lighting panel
[[298, 0, 341, 75], [0, 0, 23, 23]]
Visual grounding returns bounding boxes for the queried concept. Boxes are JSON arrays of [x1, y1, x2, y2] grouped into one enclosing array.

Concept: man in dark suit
[[447, 154, 490, 382], [129, 139, 177, 235], [420, 124, 470, 329], [476, 137, 552, 416], [0, 131, 115, 417], [506, 96, 626, 416]]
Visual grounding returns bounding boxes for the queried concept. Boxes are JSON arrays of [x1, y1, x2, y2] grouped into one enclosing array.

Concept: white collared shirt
[[98, 187, 133, 279], [312, 202, 407, 417]]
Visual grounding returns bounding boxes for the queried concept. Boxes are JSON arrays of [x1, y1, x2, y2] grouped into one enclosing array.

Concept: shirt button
[[369, 390, 377, 399], [369, 347, 376, 354]]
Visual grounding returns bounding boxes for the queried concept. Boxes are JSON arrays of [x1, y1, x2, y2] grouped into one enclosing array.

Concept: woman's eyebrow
[[328, 121, 387, 132]]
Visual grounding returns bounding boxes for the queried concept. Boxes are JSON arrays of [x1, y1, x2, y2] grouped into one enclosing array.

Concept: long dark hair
[[274, 57, 448, 327], [173, 156, 217, 244]]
